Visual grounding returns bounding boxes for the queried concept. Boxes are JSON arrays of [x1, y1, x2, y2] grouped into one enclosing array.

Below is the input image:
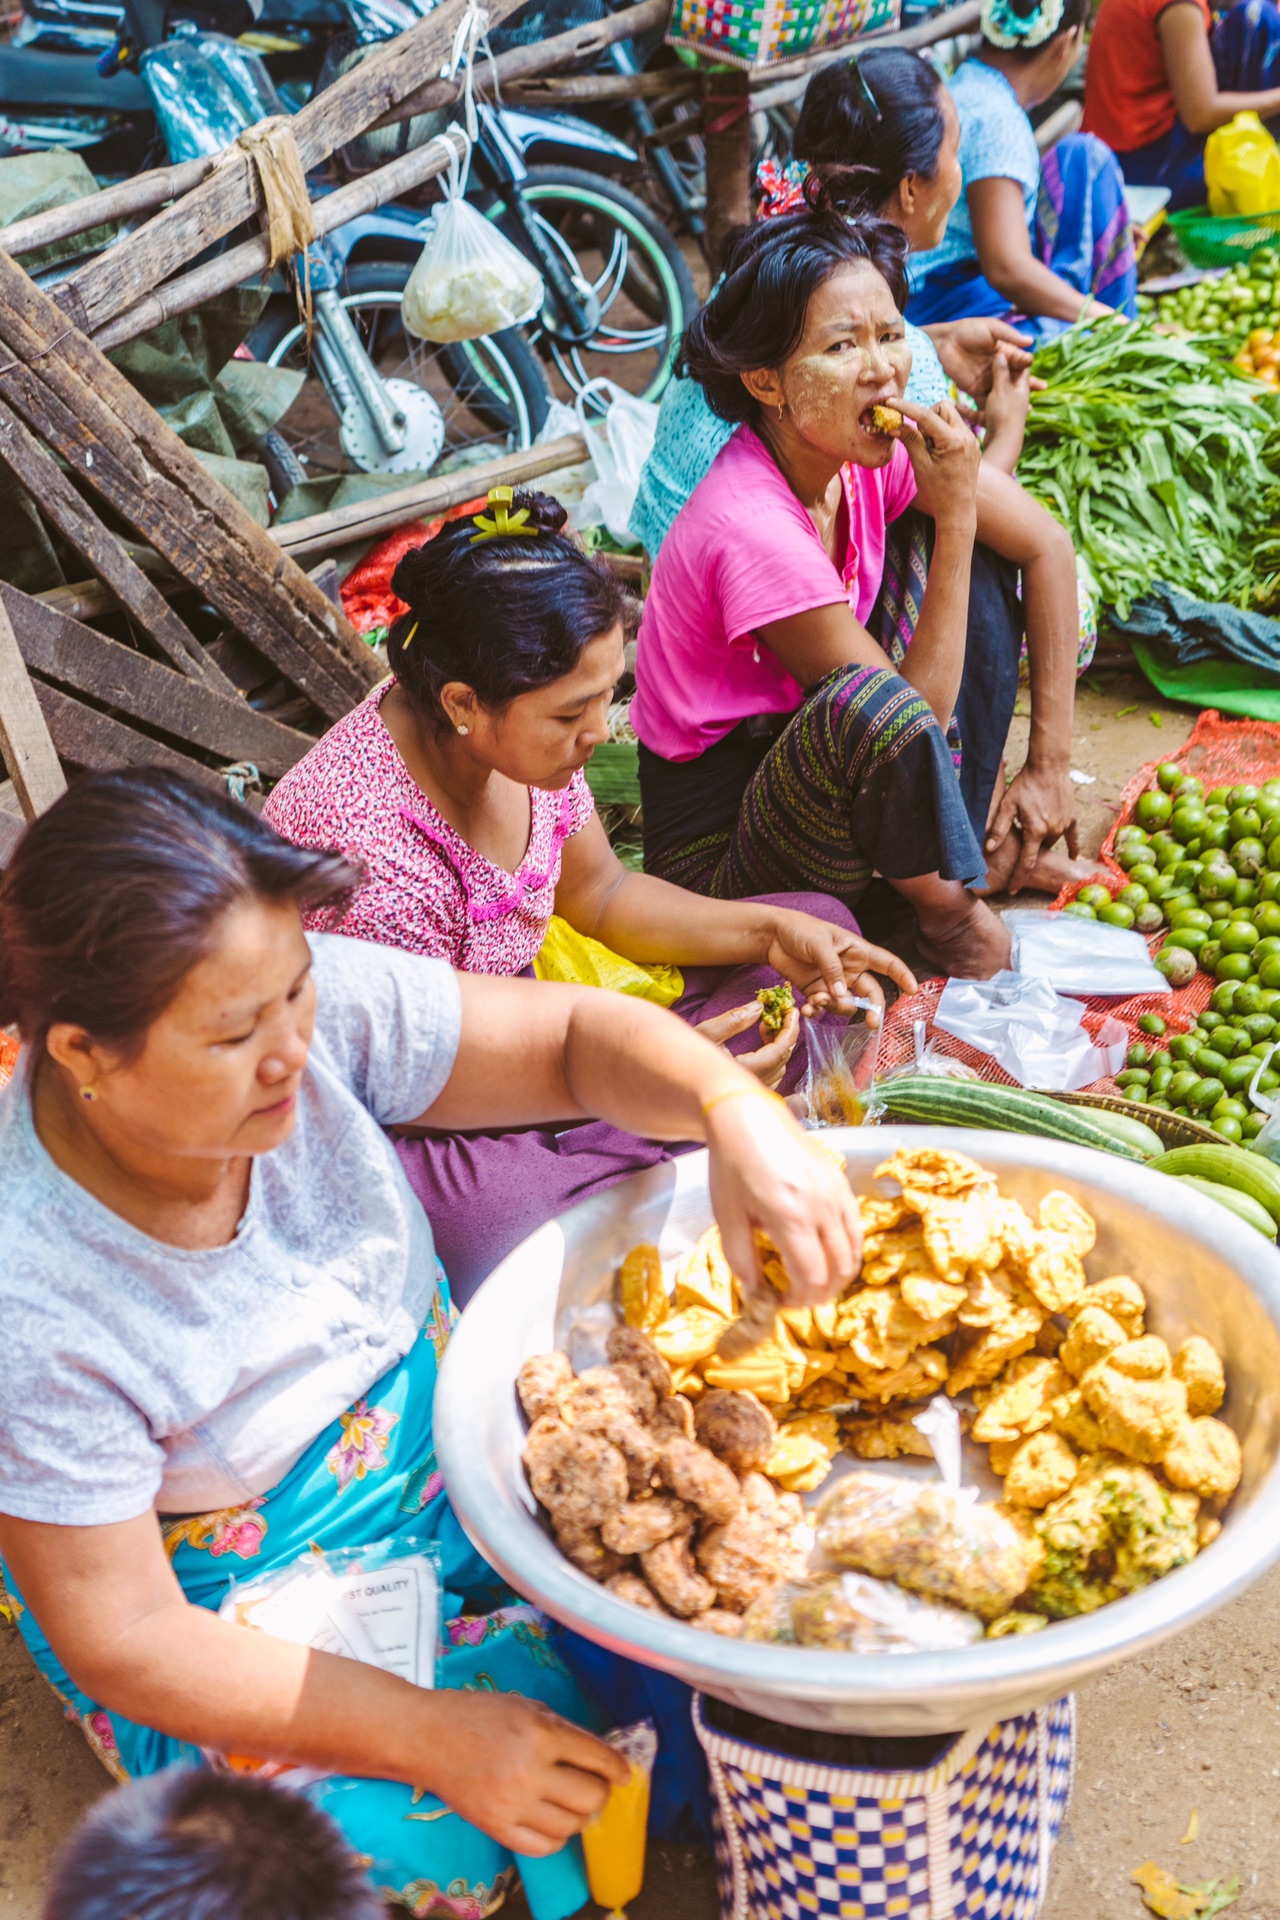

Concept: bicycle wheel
[[479, 165, 698, 408], [249, 259, 550, 478]]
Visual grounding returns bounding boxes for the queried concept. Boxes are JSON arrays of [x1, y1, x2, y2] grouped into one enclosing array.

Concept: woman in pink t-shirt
[[632, 211, 1084, 978], [267, 490, 912, 1296]]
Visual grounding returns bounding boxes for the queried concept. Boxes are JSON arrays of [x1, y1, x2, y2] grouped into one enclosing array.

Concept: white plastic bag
[[933, 971, 1127, 1090], [575, 378, 660, 545], [401, 130, 544, 344], [1005, 909, 1169, 997]]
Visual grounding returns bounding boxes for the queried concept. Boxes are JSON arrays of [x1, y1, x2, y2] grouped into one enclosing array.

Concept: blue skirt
[[6, 1285, 601, 1920]]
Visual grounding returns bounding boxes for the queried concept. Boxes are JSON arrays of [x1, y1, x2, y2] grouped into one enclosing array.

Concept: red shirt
[[1082, 0, 1212, 153]]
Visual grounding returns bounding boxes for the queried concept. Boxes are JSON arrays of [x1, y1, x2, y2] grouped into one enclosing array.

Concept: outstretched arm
[[1161, 2, 1280, 133]]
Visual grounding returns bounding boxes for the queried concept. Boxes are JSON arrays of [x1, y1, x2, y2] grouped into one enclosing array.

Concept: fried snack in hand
[[695, 1503, 786, 1613], [1080, 1339, 1187, 1465], [601, 1495, 695, 1556], [1161, 1416, 1242, 1501], [1172, 1335, 1226, 1417], [1002, 1431, 1079, 1509], [554, 1518, 626, 1582], [524, 1421, 629, 1530], [869, 404, 903, 437], [757, 982, 795, 1037], [656, 1432, 742, 1524], [517, 1352, 574, 1422], [1060, 1306, 1127, 1381], [606, 1324, 673, 1400], [694, 1388, 777, 1473], [641, 1533, 718, 1616]]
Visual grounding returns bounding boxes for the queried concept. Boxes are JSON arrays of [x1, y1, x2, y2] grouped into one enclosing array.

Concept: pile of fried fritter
[[520, 1146, 1242, 1636]]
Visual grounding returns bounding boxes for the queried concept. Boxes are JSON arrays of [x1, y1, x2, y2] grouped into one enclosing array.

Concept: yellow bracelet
[[700, 1084, 786, 1123]]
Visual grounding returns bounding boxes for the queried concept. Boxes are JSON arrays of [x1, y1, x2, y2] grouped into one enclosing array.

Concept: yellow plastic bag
[[532, 915, 683, 1006], [1206, 112, 1280, 216]]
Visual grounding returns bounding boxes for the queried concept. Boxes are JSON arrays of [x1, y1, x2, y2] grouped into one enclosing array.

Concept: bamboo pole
[[747, 1, 981, 112]]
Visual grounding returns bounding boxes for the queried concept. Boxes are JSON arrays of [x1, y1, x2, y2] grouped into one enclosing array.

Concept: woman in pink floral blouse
[[266, 489, 913, 1298]]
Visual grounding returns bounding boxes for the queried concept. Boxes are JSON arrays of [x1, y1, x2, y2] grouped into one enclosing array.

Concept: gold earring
[[456, 724, 469, 736]]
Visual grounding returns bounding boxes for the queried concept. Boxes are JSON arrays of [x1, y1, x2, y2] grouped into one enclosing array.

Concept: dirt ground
[[5, 669, 1280, 1919]]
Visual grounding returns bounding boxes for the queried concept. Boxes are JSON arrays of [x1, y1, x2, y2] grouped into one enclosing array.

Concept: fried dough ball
[[972, 1356, 1071, 1444], [565, 1363, 658, 1427], [1162, 1417, 1243, 1501], [517, 1352, 574, 1422], [1035, 1319, 1066, 1358], [1060, 1306, 1127, 1381], [1023, 1236, 1087, 1315], [1049, 1387, 1106, 1454], [1080, 1343, 1187, 1466], [1077, 1276, 1146, 1339], [693, 1609, 746, 1637], [1003, 1432, 1080, 1510], [844, 1412, 934, 1461], [946, 1303, 1043, 1396], [694, 1388, 778, 1473], [695, 1504, 786, 1613], [553, 1518, 626, 1582], [524, 1423, 629, 1529], [656, 1432, 742, 1524], [600, 1495, 695, 1556], [606, 1324, 673, 1400], [641, 1533, 718, 1616], [653, 1393, 696, 1439], [1173, 1336, 1226, 1417], [605, 1570, 672, 1615], [566, 1381, 660, 1496]]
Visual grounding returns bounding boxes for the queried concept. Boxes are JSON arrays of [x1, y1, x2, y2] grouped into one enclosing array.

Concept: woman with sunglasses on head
[[265, 488, 913, 1301], [908, 0, 1139, 332]]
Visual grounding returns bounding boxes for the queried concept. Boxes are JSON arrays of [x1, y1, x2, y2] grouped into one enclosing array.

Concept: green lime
[[1061, 901, 1096, 920], [1114, 840, 1145, 872], [1221, 1058, 1259, 1093], [1255, 902, 1280, 936], [1195, 1047, 1228, 1077], [1129, 863, 1160, 892], [1221, 920, 1261, 953], [1190, 1077, 1226, 1110], [1162, 892, 1200, 920], [1259, 871, 1280, 900], [1116, 1070, 1151, 1090], [1171, 860, 1203, 890], [1168, 906, 1212, 932], [1212, 1096, 1250, 1124], [1156, 762, 1184, 792], [1207, 785, 1233, 808], [1184, 838, 1204, 859], [1208, 900, 1235, 924], [1216, 1116, 1245, 1142], [1211, 981, 1242, 1013], [1098, 901, 1136, 928], [1167, 1069, 1201, 1102], [1155, 946, 1198, 987], [1216, 952, 1255, 982], [1197, 861, 1239, 901], [1267, 834, 1280, 868], [1213, 1026, 1248, 1057], [1147, 1095, 1173, 1110], [1230, 784, 1260, 809], [1230, 806, 1263, 841], [1149, 1065, 1174, 1095], [1244, 1110, 1268, 1138], [1243, 1012, 1276, 1042], [1259, 954, 1280, 989], [1138, 1011, 1168, 1035], [1164, 927, 1208, 957], [1136, 790, 1173, 828], [1175, 776, 1204, 799], [1117, 883, 1150, 910], [1232, 837, 1267, 877], [1197, 1010, 1224, 1032], [1076, 883, 1112, 908], [1149, 830, 1180, 862], [1262, 989, 1280, 1014], [1126, 1041, 1152, 1067], [1199, 817, 1233, 852], [1261, 1069, 1280, 1092], [1235, 879, 1260, 910], [1256, 938, 1280, 964], [1171, 802, 1207, 843]]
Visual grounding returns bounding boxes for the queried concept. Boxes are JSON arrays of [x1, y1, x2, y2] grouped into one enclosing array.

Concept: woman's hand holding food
[[897, 396, 981, 534], [703, 1087, 862, 1308], [696, 1001, 801, 1090], [762, 912, 917, 1025], [428, 1693, 627, 1855]]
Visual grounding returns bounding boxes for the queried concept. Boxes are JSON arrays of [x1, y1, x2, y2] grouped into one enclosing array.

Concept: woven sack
[[694, 1692, 1074, 1920]]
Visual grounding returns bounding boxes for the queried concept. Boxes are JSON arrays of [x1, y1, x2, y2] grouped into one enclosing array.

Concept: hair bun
[[510, 488, 569, 535]]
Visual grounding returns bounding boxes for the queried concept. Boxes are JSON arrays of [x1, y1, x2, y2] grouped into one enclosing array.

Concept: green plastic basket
[[1169, 204, 1280, 268]]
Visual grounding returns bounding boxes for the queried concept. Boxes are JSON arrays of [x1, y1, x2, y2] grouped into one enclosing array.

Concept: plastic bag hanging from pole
[[400, 127, 544, 344], [574, 377, 660, 546]]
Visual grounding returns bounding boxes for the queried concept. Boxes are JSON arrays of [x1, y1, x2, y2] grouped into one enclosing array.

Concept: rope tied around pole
[[219, 116, 317, 339]]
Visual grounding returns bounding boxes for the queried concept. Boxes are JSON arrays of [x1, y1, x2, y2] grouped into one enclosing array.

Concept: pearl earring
[[456, 724, 469, 736]]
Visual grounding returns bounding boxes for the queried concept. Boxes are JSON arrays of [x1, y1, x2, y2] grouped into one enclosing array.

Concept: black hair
[[42, 1768, 386, 1920], [679, 211, 910, 425], [987, 0, 1088, 58], [792, 50, 948, 219], [0, 768, 357, 1057], [386, 489, 627, 734]]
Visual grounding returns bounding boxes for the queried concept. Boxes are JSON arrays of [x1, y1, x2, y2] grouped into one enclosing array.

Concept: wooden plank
[[505, 69, 698, 106], [0, 779, 24, 864], [0, 394, 235, 693], [0, 593, 66, 818], [274, 434, 589, 559], [58, 0, 522, 338], [0, 247, 378, 721], [33, 680, 222, 787], [1, 584, 315, 779]]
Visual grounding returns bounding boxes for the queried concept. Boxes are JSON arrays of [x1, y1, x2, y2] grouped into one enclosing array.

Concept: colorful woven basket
[[694, 1693, 1074, 1920], [667, 0, 900, 71]]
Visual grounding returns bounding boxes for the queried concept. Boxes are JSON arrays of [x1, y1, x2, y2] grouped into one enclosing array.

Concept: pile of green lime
[[1136, 250, 1280, 352], [1063, 761, 1280, 1141]]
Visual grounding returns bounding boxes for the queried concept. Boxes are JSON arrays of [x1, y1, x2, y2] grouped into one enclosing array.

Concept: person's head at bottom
[[43, 1767, 386, 1920]]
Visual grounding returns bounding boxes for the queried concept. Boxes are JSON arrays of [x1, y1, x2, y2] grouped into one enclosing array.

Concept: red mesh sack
[[339, 497, 487, 635]]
